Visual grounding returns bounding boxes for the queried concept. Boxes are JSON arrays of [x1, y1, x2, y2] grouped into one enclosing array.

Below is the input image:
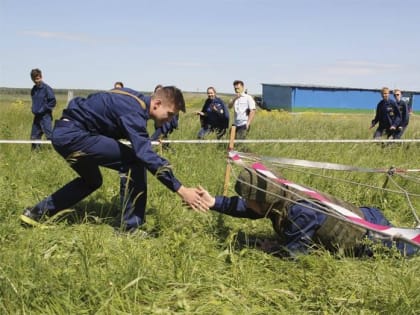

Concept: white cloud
[[19, 30, 127, 45], [324, 60, 401, 76], [20, 30, 93, 42], [164, 61, 207, 68]]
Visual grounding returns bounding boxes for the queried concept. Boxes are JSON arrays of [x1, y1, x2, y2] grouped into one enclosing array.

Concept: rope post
[[158, 136, 163, 156], [223, 126, 236, 196]]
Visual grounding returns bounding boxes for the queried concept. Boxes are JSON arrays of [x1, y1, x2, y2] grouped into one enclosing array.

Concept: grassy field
[[0, 89, 419, 314]]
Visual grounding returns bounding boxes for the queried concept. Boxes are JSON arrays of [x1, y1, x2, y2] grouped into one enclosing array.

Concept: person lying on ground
[[198, 168, 419, 257]]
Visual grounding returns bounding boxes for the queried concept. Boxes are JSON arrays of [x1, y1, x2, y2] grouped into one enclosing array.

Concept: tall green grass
[[0, 90, 419, 314]]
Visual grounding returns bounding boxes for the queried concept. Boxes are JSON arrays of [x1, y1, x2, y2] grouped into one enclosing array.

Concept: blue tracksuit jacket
[[31, 82, 56, 115], [371, 99, 401, 130], [200, 97, 229, 129], [61, 88, 181, 192]]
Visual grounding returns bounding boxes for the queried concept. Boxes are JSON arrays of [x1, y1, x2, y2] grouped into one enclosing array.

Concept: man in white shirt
[[228, 80, 256, 139]]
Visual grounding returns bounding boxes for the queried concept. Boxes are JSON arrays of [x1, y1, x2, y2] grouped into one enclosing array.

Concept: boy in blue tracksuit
[[21, 86, 207, 231], [119, 114, 179, 211], [392, 89, 410, 139], [30, 68, 56, 150], [370, 87, 401, 139], [118, 85, 179, 204], [196, 87, 229, 139]]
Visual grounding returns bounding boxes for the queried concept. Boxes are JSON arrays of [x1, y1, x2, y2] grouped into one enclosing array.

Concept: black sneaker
[[20, 207, 43, 227]]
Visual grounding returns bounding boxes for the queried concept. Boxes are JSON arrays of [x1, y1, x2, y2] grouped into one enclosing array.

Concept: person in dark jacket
[[392, 89, 410, 139], [21, 86, 208, 231], [198, 168, 419, 258], [370, 87, 401, 139], [118, 84, 180, 214], [196, 87, 229, 139], [30, 68, 56, 150]]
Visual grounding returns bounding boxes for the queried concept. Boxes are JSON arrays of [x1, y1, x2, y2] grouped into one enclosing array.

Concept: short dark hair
[[233, 80, 244, 86], [114, 81, 124, 88], [30, 68, 42, 80], [154, 86, 186, 113]]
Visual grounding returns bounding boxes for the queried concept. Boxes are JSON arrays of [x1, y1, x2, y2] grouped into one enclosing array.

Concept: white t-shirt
[[233, 93, 256, 127]]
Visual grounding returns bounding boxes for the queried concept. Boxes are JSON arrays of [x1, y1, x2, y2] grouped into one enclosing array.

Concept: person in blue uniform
[[392, 89, 410, 139], [196, 87, 229, 139], [114, 81, 124, 89], [30, 68, 56, 150], [21, 86, 208, 231], [118, 85, 180, 212], [198, 168, 418, 257], [370, 87, 401, 139]]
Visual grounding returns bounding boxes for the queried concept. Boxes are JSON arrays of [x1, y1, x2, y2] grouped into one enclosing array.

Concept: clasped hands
[[177, 185, 215, 213]]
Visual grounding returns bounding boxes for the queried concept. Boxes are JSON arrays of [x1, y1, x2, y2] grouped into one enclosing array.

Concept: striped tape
[[229, 151, 420, 247]]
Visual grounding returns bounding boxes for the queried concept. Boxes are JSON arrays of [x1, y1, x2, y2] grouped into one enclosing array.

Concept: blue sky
[[1, 0, 419, 94]]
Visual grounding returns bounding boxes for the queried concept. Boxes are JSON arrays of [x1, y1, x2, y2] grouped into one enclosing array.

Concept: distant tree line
[[0, 87, 100, 96]]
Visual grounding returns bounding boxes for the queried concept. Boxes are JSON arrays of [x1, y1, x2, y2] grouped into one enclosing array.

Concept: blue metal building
[[261, 83, 418, 111]]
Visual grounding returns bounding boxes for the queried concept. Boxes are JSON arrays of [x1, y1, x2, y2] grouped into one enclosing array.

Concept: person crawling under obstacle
[[198, 168, 419, 258]]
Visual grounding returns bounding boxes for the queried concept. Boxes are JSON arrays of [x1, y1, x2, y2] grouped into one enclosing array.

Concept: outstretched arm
[[197, 186, 264, 219]]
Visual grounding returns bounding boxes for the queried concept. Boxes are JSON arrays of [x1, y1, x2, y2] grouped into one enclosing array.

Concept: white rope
[[1, 139, 420, 144], [0, 139, 158, 145]]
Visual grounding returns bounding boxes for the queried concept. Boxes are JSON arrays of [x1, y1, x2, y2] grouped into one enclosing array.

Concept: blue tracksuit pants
[[30, 112, 53, 150], [33, 119, 147, 230]]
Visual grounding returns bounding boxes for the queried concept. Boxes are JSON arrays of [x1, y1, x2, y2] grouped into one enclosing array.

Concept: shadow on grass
[[46, 198, 160, 235], [211, 214, 294, 259]]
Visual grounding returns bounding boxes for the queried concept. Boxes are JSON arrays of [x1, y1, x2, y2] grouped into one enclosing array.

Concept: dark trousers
[[373, 127, 394, 139], [235, 124, 248, 140], [392, 126, 407, 139], [33, 120, 147, 230], [360, 207, 419, 257], [31, 112, 53, 150], [197, 124, 226, 139]]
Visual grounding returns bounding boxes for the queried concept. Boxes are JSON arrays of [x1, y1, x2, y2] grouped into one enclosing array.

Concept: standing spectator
[[114, 81, 124, 89], [196, 87, 229, 139], [20, 86, 207, 232], [370, 87, 401, 139], [392, 89, 409, 139], [30, 68, 56, 150], [228, 80, 256, 139]]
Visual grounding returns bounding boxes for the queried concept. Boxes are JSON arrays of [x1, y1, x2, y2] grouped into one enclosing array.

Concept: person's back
[[63, 88, 148, 139]]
